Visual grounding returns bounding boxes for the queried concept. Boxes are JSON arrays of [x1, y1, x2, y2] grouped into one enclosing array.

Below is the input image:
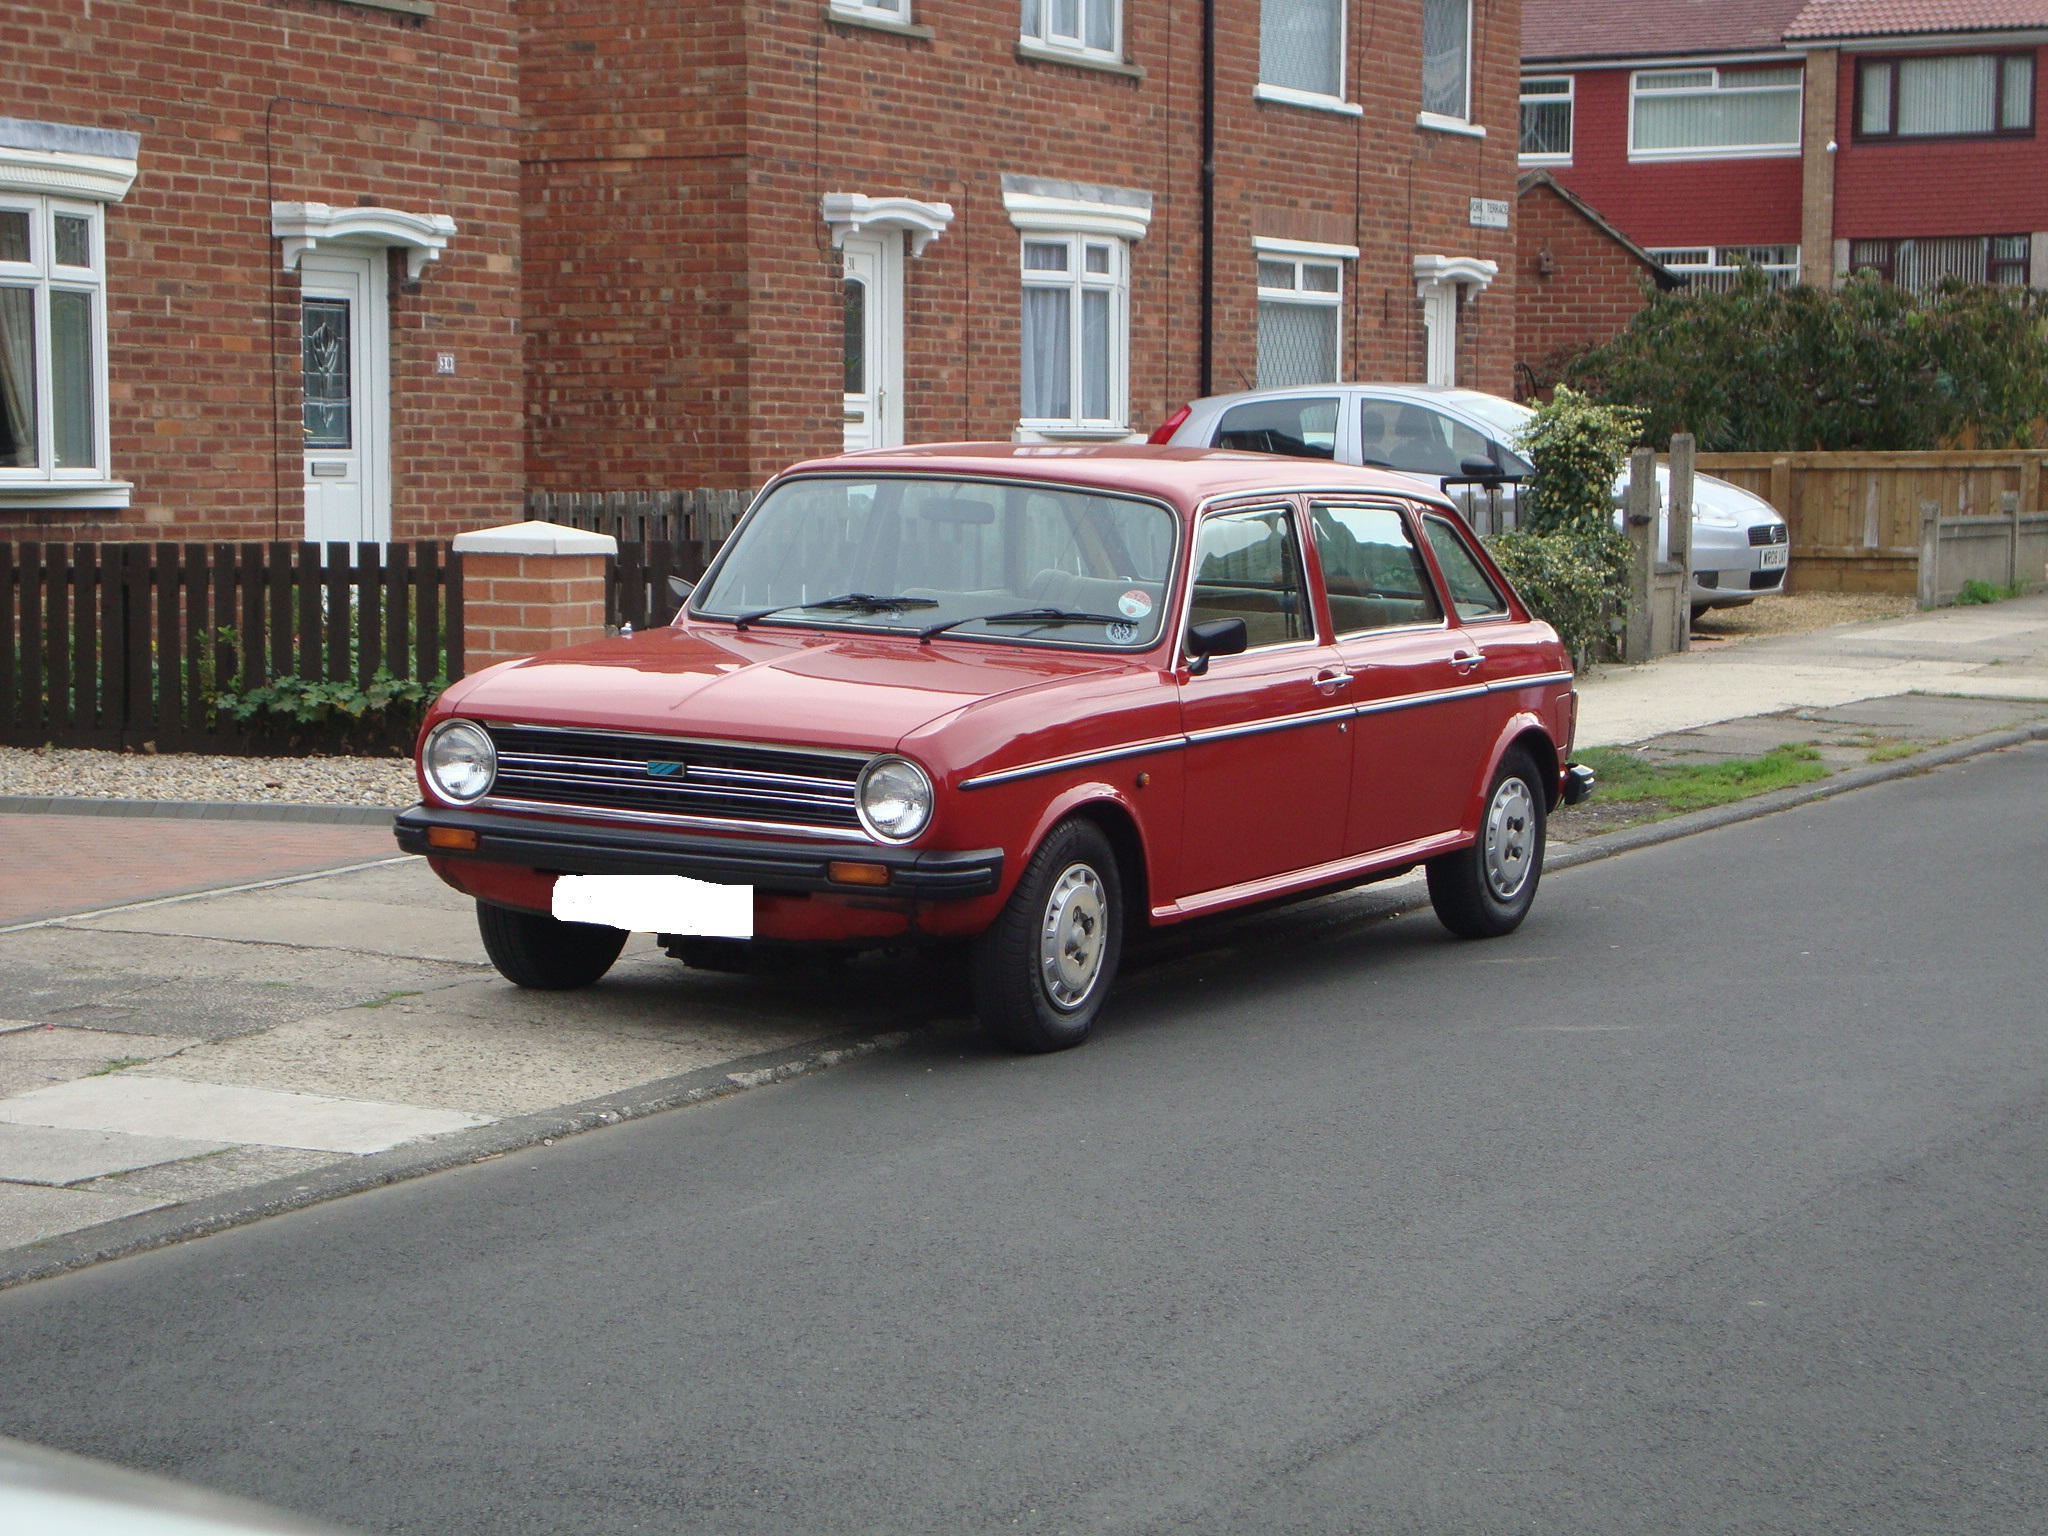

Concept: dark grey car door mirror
[[1185, 616, 1249, 676], [666, 574, 695, 601], [1459, 455, 1504, 482]]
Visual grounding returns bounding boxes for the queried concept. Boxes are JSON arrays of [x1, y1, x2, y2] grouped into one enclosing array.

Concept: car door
[[1417, 510, 1529, 819], [1305, 498, 1491, 854], [1174, 501, 1353, 900]]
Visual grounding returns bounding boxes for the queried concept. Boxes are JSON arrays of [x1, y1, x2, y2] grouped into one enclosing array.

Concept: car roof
[[770, 442, 1455, 514], [1188, 383, 1504, 409]]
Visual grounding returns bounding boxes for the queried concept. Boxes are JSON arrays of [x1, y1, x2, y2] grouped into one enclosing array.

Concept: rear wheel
[[477, 900, 628, 989], [1427, 749, 1545, 939], [971, 818, 1123, 1054]]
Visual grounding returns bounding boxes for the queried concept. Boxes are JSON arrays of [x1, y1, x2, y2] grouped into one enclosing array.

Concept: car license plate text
[[1761, 546, 1788, 568], [552, 875, 754, 936]]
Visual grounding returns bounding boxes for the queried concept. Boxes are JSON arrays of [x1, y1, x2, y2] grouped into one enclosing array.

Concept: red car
[[397, 445, 1589, 1052]]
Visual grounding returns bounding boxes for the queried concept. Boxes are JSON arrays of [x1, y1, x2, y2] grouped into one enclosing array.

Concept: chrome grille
[[485, 726, 866, 832], [1749, 523, 1789, 547]]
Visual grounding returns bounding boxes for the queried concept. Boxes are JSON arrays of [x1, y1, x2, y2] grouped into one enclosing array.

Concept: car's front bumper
[[393, 804, 1004, 899]]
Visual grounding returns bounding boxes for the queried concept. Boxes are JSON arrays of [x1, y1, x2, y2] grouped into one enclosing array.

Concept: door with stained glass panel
[[841, 233, 901, 452], [299, 250, 389, 546]]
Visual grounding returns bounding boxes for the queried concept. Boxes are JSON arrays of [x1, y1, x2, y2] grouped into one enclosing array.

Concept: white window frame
[[1256, 0, 1362, 118], [1020, 0, 1122, 66], [1518, 75, 1574, 164], [1647, 243, 1802, 289], [829, 0, 921, 31], [1253, 237, 1352, 389], [1418, 0, 1477, 132], [0, 195, 112, 491], [1629, 65, 1804, 161], [1017, 232, 1129, 437]]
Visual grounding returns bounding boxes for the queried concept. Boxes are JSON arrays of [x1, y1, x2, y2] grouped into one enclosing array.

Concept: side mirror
[[1185, 616, 1248, 676], [1459, 455, 1504, 483], [666, 574, 695, 601]]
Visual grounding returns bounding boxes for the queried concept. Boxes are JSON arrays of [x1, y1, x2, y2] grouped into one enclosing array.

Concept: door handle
[[1450, 649, 1484, 675], [1313, 667, 1353, 693]]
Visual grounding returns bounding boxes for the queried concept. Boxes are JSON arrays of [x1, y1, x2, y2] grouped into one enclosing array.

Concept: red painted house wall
[[1830, 47, 2048, 241], [1539, 67, 1803, 250]]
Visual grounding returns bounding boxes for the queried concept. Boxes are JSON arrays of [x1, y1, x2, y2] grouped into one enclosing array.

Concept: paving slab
[[0, 1182, 170, 1248], [0, 1075, 490, 1155], [0, 1026, 202, 1098], [0, 1122, 232, 1186], [75, 1145, 347, 1205], [76, 892, 488, 964]]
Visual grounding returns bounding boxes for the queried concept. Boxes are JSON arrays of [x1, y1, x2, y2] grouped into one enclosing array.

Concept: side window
[[1422, 514, 1510, 621], [1188, 506, 1308, 649], [1359, 401, 1493, 477], [1212, 395, 1338, 459], [1309, 502, 1443, 635]]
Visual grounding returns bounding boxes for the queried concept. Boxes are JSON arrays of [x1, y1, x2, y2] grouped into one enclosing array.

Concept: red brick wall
[[1831, 47, 2048, 242], [1514, 180, 1662, 387], [1, 0, 524, 544], [523, 0, 1522, 493], [1538, 66, 1804, 250]]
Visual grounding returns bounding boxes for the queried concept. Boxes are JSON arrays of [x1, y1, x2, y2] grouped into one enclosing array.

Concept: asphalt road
[[0, 742, 2043, 1535]]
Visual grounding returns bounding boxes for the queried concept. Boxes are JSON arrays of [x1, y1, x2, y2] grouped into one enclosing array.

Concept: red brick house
[[1513, 169, 1677, 394], [522, 0, 1524, 494], [1520, 0, 2048, 293], [1, 0, 524, 544]]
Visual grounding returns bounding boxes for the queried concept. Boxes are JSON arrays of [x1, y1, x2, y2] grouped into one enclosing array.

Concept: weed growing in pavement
[[1953, 579, 2029, 606], [1868, 740, 1938, 763], [1575, 742, 1828, 817], [90, 1057, 149, 1076], [354, 990, 423, 1009]]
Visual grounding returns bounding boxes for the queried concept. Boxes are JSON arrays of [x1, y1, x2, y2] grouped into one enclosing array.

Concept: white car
[[1154, 384, 1789, 612]]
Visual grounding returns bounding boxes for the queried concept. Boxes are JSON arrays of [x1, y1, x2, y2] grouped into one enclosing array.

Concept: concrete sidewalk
[[1576, 591, 2048, 747]]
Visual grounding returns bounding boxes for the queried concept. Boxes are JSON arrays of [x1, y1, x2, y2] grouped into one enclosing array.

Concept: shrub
[[1486, 527, 1630, 668], [1517, 385, 1644, 537]]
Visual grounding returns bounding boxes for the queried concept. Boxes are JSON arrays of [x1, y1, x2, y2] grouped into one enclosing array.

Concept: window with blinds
[[1630, 66, 1803, 159], [1857, 53, 2034, 139], [1519, 76, 1573, 161], [1849, 235, 2032, 291]]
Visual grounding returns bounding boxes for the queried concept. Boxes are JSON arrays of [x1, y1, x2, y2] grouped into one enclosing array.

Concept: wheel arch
[[1483, 714, 1562, 810], [1026, 790, 1153, 934]]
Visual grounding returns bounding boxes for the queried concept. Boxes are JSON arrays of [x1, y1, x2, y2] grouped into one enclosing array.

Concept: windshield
[[692, 476, 1180, 649], [1448, 392, 1536, 441]]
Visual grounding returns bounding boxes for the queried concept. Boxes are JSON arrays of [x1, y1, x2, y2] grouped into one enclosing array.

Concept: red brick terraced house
[[0, 0, 524, 545], [1519, 0, 2048, 298], [521, 0, 1524, 494]]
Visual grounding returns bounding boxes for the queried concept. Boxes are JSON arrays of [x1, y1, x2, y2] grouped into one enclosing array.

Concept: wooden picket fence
[[525, 491, 749, 632], [0, 541, 460, 751]]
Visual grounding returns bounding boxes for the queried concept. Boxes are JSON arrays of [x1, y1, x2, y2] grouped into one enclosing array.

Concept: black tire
[[1427, 748, 1546, 940], [476, 900, 628, 989], [970, 818, 1124, 1054]]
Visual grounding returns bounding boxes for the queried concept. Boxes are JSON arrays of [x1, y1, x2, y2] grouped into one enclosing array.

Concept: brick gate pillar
[[450, 520, 617, 672]]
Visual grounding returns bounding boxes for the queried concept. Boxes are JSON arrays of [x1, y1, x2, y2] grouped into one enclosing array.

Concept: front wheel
[[971, 818, 1124, 1053], [477, 900, 628, 989], [1427, 749, 1546, 939]]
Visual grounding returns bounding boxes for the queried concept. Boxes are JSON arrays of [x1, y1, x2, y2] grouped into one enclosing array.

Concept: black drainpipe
[[1198, 0, 1216, 397]]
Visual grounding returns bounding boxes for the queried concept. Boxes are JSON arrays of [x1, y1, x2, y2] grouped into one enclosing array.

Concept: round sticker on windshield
[[1107, 621, 1138, 645], [1117, 589, 1153, 620]]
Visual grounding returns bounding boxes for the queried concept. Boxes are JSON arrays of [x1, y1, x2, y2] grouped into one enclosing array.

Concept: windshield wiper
[[732, 593, 939, 632], [918, 607, 1133, 643]]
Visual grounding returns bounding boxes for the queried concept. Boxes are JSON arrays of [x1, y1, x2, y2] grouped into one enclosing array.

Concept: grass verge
[[1576, 742, 1829, 817]]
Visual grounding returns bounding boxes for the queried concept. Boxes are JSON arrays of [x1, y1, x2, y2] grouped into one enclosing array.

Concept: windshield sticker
[[1117, 589, 1153, 620], [1107, 622, 1138, 645]]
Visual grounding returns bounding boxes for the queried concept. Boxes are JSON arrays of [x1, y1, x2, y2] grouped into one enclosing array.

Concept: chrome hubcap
[[1483, 777, 1536, 901], [1039, 862, 1108, 1012]]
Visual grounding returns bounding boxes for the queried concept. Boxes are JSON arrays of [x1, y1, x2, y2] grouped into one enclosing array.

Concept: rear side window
[[1308, 502, 1443, 635], [1188, 505, 1309, 649], [1360, 400, 1494, 476], [1422, 515, 1510, 621], [1212, 396, 1339, 459]]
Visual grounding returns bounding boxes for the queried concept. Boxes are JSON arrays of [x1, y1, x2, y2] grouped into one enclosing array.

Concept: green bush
[[211, 669, 444, 753], [1517, 385, 1644, 536], [1486, 528, 1629, 668], [1567, 269, 2048, 451]]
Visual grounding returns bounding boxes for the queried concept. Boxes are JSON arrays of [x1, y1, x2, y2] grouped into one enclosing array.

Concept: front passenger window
[[1188, 506, 1308, 649], [1360, 401, 1494, 477]]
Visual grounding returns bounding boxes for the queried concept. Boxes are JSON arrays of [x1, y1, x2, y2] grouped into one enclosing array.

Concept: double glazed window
[[1260, 0, 1343, 100], [1647, 244, 1802, 291], [0, 198, 106, 481], [1630, 66, 1803, 158], [1850, 235, 2031, 291], [1021, 0, 1119, 60], [1519, 76, 1573, 160], [1421, 0, 1473, 122], [1857, 53, 2034, 139], [1255, 256, 1341, 388], [1020, 235, 1127, 431]]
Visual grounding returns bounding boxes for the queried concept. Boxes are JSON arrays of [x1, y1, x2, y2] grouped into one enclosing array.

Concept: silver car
[[1155, 383, 1789, 612]]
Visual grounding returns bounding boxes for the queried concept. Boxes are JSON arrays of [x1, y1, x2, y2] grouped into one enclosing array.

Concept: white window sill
[[826, 3, 934, 39], [1016, 37, 1144, 78], [1417, 112, 1485, 138], [1518, 153, 1572, 167], [1013, 425, 1140, 443], [1627, 145, 1800, 162], [1254, 83, 1364, 118], [0, 480, 133, 509]]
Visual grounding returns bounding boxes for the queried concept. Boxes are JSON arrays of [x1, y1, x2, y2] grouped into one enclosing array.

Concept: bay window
[[1020, 234, 1127, 432], [0, 197, 108, 485], [1857, 53, 2034, 138], [1630, 66, 1803, 159]]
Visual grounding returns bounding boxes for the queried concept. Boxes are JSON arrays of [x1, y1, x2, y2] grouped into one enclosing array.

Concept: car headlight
[[857, 756, 933, 842], [423, 719, 497, 804]]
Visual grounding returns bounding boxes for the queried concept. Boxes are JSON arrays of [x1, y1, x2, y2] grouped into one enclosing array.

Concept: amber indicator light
[[427, 826, 480, 851], [828, 860, 891, 887]]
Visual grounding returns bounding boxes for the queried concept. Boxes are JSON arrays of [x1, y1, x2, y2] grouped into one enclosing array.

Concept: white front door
[[300, 250, 390, 546], [841, 232, 902, 451], [1420, 282, 1459, 387]]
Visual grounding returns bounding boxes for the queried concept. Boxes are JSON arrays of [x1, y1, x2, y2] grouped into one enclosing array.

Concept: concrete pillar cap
[[451, 520, 617, 556]]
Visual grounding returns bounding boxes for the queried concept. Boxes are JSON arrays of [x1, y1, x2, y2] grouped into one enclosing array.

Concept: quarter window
[[1309, 503, 1444, 635], [1422, 515, 1509, 621], [1255, 256, 1341, 387], [1260, 0, 1343, 100], [1213, 395, 1339, 458], [1021, 0, 1119, 61], [1630, 66, 1803, 158], [1519, 76, 1573, 160], [1020, 234, 1128, 432], [1188, 506, 1309, 650], [1859, 53, 2034, 138], [1422, 0, 1473, 122], [0, 197, 107, 480]]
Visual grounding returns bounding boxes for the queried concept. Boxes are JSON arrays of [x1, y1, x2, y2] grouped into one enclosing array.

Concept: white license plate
[[551, 875, 753, 936], [1760, 545, 1788, 568]]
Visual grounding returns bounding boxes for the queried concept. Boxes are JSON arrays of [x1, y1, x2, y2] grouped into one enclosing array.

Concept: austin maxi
[[397, 445, 1590, 1052]]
